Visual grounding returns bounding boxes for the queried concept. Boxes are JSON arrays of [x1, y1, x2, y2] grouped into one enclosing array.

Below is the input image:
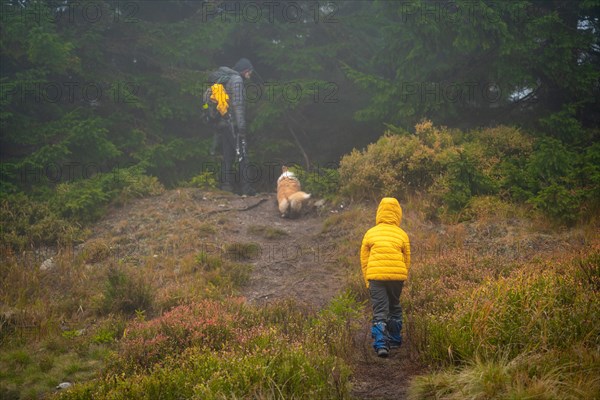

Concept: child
[[360, 197, 411, 357]]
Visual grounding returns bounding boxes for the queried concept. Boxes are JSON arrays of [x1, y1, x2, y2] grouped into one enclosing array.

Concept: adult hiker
[[360, 197, 411, 358], [204, 58, 256, 196]]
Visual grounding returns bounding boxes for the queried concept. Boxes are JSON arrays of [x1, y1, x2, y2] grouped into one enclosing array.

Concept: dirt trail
[[208, 192, 345, 308], [89, 188, 419, 399]]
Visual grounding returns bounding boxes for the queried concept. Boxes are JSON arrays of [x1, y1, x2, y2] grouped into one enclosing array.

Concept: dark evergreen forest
[[1, 0, 599, 248]]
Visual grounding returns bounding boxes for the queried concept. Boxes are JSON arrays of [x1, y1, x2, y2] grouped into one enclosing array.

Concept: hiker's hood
[[233, 58, 253, 73], [375, 197, 402, 226]]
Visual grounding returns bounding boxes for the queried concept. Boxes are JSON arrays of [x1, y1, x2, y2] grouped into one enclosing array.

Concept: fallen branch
[[205, 198, 268, 216]]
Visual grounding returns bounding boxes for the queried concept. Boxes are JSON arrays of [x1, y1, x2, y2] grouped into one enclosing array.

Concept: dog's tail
[[278, 198, 290, 216], [288, 191, 311, 215]]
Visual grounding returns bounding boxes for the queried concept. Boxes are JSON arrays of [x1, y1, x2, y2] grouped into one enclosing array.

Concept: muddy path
[[213, 193, 343, 307]]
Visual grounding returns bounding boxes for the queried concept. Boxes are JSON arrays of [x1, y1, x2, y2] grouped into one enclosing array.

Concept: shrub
[[63, 296, 355, 400], [338, 120, 598, 224], [528, 183, 580, 225], [0, 168, 164, 251], [338, 121, 499, 210], [54, 168, 164, 223], [54, 296, 357, 399], [411, 268, 600, 365], [91, 317, 126, 344], [114, 300, 242, 372], [434, 146, 499, 213], [99, 267, 155, 316], [0, 193, 82, 250], [114, 169, 164, 204], [339, 131, 440, 201], [187, 171, 218, 189], [462, 196, 514, 221], [287, 165, 340, 200]]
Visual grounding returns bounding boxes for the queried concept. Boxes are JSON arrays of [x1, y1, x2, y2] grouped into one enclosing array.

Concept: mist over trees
[[1, 0, 599, 236]]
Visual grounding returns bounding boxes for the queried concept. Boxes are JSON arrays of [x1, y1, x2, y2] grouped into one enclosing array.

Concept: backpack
[[202, 67, 237, 122]]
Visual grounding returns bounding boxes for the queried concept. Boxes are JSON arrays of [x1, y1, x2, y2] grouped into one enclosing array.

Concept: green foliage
[[0, 192, 82, 250], [58, 297, 355, 399], [528, 183, 580, 225], [520, 137, 582, 225], [437, 148, 499, 212], [288, 165, 340, 200], [539, 104, 587, 145], [100, 267, 155, 316], [345, 1, 600, 132], [339, 121, 491, 210], [91, 317, 126, 345], [339, 121, 450, 201], [195, 251, 223, 271], [0, 168, 164, 250], [53, 177, 114, 223], [61, 330, 83, 340], [580, 142, 600, 212], [339, 121, 598, 224], [187, 171, 217, 189], [526, 137, 576, 189]]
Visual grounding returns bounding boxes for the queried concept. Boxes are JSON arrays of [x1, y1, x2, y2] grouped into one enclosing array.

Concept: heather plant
[[311, 291, 363, 359], [55, 296, 356, 399], [207, 262, 253, 291], [113, 300, 242, 373], [410, 260, 600, 364]]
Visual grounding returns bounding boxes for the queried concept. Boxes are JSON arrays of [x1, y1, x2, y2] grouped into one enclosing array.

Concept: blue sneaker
[[371, 322, 389, 355]]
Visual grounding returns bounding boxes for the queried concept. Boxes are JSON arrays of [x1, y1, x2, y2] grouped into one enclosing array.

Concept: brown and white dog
[[277, 166, 311, 218]]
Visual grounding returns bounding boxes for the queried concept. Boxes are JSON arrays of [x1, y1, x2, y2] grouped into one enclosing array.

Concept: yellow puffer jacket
[[360, 198, 411, 287]]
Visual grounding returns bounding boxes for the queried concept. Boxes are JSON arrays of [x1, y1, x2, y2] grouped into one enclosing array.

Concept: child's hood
[[375, 197, 402, 226]]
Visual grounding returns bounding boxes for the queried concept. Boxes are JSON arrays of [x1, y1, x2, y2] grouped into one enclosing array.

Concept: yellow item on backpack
[[210, 83, 229, 116]]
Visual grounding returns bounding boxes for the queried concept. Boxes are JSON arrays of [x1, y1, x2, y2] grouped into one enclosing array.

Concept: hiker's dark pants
[[369, 280, 404, 323], [217, 121, 251, 193]]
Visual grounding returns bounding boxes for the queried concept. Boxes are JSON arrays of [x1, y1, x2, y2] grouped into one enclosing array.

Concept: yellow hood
[[375, 197, 402, 226]]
